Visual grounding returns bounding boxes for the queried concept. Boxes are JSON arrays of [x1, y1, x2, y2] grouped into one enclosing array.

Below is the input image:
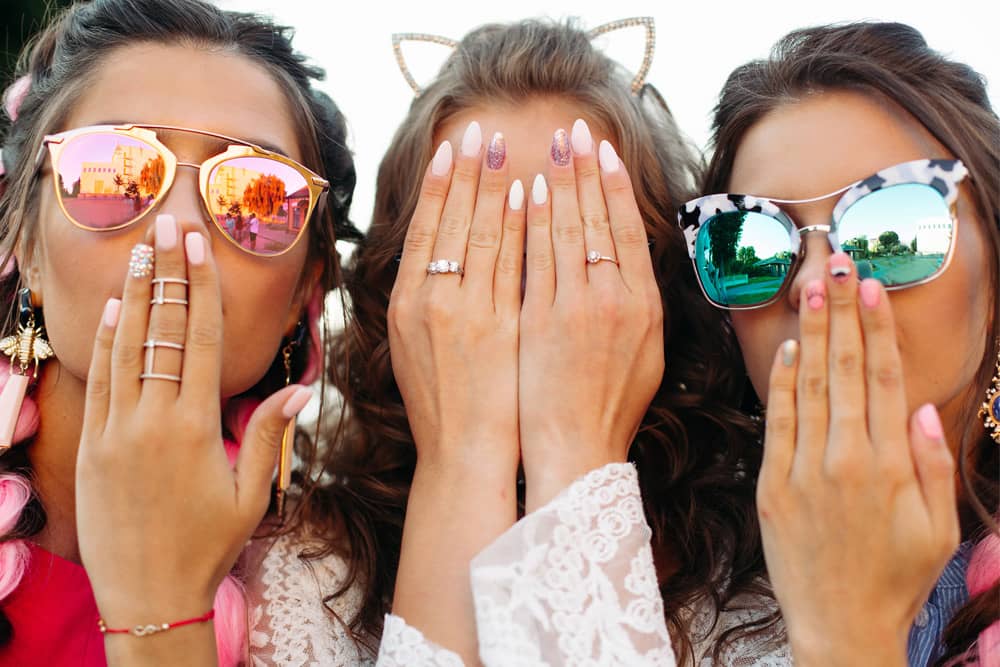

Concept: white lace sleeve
[[244, 530, 376, 666], [376, 614, 465, 667], [469, 462, 676, 666]]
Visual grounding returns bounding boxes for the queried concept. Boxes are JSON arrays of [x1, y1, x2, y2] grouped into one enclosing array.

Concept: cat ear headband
[[392, 16, 656, 97]]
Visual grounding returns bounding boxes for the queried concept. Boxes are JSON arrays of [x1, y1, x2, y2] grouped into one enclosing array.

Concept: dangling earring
[[0, 288, 54, 452], [275, 321, 306, 518], [979, 347, 1000, 444]]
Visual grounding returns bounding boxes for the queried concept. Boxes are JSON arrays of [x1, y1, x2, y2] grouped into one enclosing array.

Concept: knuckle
[[403, 225, 436, 252], [767, 414, 796, 440], [476, 174, 508, 198], [824, 448, 867, 483], [424, 294, 456, 323], [528, 250, 553, 272], [580, 210, 610, 231], [148, 316, 187, 343], [612, 222, 646, 247], [86, 376, 111, 400], [468, 227, 500, 250], [112, 342, 143, 367], [496, 249, 521, 275], [869, 363, 902, 391], [450, 162, 479, 187], [547, 170, 576, 190], [188, 324, 221, 350], [832, 350, 861, 376], [437, 213, 469, 238], [421, 177, 451, 202], [574, 162, 601, 183], [801, 373, 827, 398], [553, 222, 584, 244]]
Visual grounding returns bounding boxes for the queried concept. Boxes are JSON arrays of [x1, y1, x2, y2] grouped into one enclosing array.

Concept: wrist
[[789, 624, 908, 667]]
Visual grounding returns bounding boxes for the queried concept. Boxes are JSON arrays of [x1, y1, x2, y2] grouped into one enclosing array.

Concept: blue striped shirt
[[907, 541, 972, 666]]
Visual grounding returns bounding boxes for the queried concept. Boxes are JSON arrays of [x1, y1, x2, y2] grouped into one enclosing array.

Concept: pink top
[[0, 542, 105, 666]]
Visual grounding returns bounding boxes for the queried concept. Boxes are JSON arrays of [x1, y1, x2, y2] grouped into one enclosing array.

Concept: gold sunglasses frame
[[39, 124, 330, 258]]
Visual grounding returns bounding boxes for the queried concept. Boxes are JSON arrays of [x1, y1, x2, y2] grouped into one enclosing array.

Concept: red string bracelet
[[98, 609, 215, 637]]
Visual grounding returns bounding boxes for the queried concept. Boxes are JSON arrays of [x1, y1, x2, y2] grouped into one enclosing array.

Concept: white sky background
[[215, 0, 996, 233]]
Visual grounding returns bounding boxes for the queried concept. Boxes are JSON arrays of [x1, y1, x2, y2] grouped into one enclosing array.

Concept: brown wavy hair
[[329, 18, 770, 663], [702, 22, 1000, 664]]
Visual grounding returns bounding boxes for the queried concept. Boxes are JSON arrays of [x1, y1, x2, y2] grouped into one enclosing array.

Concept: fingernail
[[155, 214, 176, 250], [598, 140, 619, 173], [781, 339, 799, 367], [129, 244, 154, 278], [282, 386, 314, 419], [102, 298, 121, 328], [487, 132, 506, 170], [860, 279, 881, 308], [806, 280, 825, 310], [550, 128, 571, 166], [570, 118, 593, 155], [829, 252, 852, 283], [509, 179, 524, 211], [916, 403, 944, 440], [461, 121, 482, 158], [532, 174, 547, 205], [431, 140, 452, 176], [185, 232, 205, 265]]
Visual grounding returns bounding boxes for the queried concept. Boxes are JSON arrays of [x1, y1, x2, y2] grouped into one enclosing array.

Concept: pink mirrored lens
[[55, 132, 165, 229], [207, 157, 310, 255]]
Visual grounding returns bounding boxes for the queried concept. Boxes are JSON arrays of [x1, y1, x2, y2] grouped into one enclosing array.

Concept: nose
[[150, 162, 213, 236], [785, 229, 834, 310]]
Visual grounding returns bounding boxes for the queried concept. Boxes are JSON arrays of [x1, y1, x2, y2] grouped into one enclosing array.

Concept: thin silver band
[[151, 277, 190, 306], [140, 339, 185, 383], [586, 249, 618, 265]]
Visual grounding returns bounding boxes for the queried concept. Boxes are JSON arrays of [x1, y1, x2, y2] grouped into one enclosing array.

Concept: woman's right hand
[[386, 120, 524, 660]]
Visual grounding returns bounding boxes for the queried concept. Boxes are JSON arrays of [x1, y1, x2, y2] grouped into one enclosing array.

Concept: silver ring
[[426, 259, 464, 275], [139, 339, 185, 383], [586, 250, 618, 265], [151, 278, 190, 306]]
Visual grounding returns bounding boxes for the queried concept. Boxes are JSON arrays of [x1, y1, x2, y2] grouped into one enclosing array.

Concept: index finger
[[598, 141, 654, 291], [395, 141, 454, 289]]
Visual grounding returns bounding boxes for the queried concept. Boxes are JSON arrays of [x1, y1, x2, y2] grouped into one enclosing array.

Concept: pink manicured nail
[[155, 214, 177, 251], [806, 280, 826, 310], [431, 141, 452, 176], [598, 140, 619, 173], [570, 118, 593, 155], [461, 121, 482, 158], [551, 129, 570, 166], [916, 403, 944, 440], [185, 233, 205, 265], [487, 132, 506, 170], [829, 252, 852, 283], [860, 279, 881, 308], [102, 298, 121, 328], [282, 386, 314, 418]]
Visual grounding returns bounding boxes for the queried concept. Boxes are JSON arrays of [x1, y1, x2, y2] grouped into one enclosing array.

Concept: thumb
[[909, 403, 960, 550], [234, 384, 313, 519]]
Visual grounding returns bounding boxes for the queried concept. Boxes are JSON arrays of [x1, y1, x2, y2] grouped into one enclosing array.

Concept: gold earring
[[979, 350, 1000, 444], [275, 322, 305, 518]]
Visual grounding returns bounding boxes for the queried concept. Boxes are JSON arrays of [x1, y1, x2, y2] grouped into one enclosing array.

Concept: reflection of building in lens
[[914, 218, 952, 254], [209, 164, 261, 212], [78, 143, 161, 197]]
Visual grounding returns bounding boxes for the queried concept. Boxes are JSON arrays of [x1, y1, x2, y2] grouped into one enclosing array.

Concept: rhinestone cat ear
[[979, 353, 1000, 444], [391, 33, 459, 96], [587, 17, 656, 94]]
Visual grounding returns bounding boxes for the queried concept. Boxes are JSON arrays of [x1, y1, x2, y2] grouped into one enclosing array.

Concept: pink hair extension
[[2, 76, 31, 123], [0, 358, 40, 443], [0, 475, 32, 602], [213, 574, 249, 667], [967, 533, 1000, 667]]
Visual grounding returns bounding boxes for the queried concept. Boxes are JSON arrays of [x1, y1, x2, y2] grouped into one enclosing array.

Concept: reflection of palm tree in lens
[[139, 155, 164, 197], [242, 174, 286, 220], [113, 173, 125, 194]]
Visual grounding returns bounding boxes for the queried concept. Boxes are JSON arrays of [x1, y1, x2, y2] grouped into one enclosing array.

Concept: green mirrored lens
[[696, 211, 793, 307], [838, 184, 952, 286]]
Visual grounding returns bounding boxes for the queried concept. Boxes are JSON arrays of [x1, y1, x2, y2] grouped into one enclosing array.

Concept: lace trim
[[470, 463, 675, 666], [376, 614, 465, 667], [246, 531, 374, 666]]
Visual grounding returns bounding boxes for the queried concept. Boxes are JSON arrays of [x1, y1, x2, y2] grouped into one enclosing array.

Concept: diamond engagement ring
[[586, 250, 618, 265], [426, 259, 464, 275]]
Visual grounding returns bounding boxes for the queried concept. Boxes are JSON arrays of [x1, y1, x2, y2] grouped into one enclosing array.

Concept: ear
[[11, 240, 42, 306], [391, 32, 458, 96], [283, 260, 323, 337]]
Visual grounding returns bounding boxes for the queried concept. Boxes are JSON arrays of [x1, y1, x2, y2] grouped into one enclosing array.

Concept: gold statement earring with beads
[[979, 344, 1000, 444], [0, 288, 54, 452]]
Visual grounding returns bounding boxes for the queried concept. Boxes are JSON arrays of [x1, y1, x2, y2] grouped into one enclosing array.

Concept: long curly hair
[[0, 0, 371, 659], [328, 19, 768, 663], [702, 22, 1000, 665]]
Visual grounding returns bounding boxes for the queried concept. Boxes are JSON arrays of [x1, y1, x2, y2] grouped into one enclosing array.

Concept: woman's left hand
[[757, 253, 960, 666], [75, 214, 310, 661]]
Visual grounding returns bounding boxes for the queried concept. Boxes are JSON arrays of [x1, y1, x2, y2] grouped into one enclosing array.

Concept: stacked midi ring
[[140, 339, 185, 383], [586, 249, 618, 266], [426, 259, 464, 276], [150, 277, 190, 306]]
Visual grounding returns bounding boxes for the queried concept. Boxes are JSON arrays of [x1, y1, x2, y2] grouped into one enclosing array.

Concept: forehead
[[433, 96, 612, 187], [728, 89, 950, 199], [61, 42, 302, 160]]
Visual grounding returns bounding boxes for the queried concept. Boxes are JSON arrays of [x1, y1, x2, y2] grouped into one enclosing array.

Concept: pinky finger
[[909, 404, 960, 546], [762, 339, 799, 483], [494, 179, 526, 316], [82, 298, 122, 439]]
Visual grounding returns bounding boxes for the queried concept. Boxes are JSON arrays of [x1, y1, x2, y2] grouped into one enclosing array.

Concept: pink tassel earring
[[0, 289, 53, 452]]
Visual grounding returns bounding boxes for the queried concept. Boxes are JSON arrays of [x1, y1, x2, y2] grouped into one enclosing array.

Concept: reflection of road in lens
[[63, 195, 150, 228]]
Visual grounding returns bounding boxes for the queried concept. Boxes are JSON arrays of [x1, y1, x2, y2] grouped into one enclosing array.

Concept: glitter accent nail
[[129, 244, 155, 278], [551, 129, 570, 166], [487, 132, 506, 170]]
